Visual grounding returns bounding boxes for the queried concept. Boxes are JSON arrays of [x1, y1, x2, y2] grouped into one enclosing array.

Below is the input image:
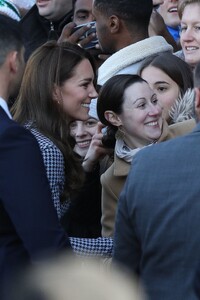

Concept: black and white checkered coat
[[25, 124, 113, 258], [25, 124, 70, 219]]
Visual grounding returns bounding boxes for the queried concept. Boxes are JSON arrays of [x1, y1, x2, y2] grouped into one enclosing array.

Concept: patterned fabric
[[25, 124, 113, 258], [24, 125, 70, 219], [69, 237, 113, 258]]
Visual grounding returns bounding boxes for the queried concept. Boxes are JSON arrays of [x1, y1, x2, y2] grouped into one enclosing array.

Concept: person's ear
[[52, 84, 62, 104], [104, 110, 122, 126], [194, 87, 200, 121], [108, 15, 120, 33], [7, 51, 19, 74]]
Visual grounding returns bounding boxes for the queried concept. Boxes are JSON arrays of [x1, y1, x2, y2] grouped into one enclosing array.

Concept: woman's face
[[180, 3, 200, 68], [70, 117, 98, 157], [140, 65, 180, 121], [117, 81, 163, 148], [58, 59, 98, 121]]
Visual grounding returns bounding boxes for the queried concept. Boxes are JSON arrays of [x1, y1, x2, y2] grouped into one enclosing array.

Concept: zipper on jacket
[[48, 21, 59, 40]]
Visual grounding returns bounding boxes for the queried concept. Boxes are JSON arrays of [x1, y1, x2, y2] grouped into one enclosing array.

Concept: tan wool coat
[[101, 119, 196, 237]]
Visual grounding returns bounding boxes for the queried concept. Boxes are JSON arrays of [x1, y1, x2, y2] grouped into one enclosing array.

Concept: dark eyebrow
[[133, 93, 157, 104], [81, 77, 93, 81], [79, 77, 93, 84], [154, 81, 170, 85], [133, 97, 146, 104], [75, 9, 90, 14]]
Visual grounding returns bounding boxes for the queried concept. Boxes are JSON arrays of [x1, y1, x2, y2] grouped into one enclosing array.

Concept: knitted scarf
[[115, 138, 155, 163]]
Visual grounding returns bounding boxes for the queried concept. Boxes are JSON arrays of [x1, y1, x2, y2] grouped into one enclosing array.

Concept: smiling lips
[[81, 103, 90, 108], [145, 121, 159, 126], [185, 46, 199, 51], [168, 7, 178, 13], [76, 140, 91, 148]]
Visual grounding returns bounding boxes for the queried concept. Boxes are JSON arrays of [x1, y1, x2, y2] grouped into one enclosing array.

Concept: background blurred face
[[180, 3, 200, 68], [117, 82, 163, 148], [70, 117, 98, 157], [158, 0, 180, 28], [73, 0, 94, 25], [36, 0, 72, 21], [58, 59, 97, 121], [141, 65, 179, 121]]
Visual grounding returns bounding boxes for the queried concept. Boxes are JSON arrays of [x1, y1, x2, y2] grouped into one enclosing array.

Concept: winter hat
[[0, 0, 21, 21]]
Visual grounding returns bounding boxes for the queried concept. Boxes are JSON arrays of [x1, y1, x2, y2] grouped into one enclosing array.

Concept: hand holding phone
[[72, 21, 98, 50]]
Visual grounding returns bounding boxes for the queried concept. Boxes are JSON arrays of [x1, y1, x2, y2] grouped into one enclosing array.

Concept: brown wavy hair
[[12, 41, 97, 199]]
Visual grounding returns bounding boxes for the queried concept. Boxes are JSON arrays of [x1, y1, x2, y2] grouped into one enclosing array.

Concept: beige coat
[[101, 119, 196, 237]]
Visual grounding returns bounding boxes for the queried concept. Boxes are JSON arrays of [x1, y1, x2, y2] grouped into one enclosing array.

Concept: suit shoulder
[[0, 120, 39, 147]]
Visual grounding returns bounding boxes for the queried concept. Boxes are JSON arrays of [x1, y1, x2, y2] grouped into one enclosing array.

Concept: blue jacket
[[113, 122, 200, 300], [0, 107, 70, 297]]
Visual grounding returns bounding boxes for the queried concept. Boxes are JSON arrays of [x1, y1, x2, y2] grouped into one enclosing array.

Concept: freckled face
[[180, 3, 200, 68], [117, 82, 163, 148], [141, 65, 179, 121], [59, 59, 98, 121]]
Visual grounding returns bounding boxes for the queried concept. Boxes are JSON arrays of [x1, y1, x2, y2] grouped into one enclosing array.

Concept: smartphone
[[72, 21, 98, 50]]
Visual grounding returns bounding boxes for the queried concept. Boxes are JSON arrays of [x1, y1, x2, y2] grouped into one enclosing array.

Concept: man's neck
[[115, 32, 149, 52]]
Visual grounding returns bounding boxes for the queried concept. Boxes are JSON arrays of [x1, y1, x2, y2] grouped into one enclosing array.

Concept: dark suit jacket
[[113, 122, 200, 300], [0, 107, 70, 297]]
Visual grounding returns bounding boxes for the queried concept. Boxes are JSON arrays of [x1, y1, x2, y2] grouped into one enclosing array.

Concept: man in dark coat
[[20, 0, 73, 60], [0, 15, 71, 299]]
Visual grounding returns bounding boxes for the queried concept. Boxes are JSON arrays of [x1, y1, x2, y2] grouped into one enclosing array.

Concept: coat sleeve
[[112, 165, 141, 275], [0, 124, 71, 261], [101, 171, 119, 237]]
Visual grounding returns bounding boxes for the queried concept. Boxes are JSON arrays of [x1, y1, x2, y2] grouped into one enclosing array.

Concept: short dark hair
[[0, 15, 23, 66], [93, 0, 153, 31], [138, 52, 194, 97]]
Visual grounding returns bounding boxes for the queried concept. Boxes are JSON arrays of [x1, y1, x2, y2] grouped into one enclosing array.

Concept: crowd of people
[[1, 0, 200, 299]]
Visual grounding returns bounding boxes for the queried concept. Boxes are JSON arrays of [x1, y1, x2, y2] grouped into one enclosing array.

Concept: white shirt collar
[[0, 97, 12, 119]]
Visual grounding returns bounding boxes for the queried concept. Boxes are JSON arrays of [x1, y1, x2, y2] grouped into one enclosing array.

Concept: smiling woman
[[138, 52, 193, 124], [12, 41, 97, 219], [97, 74, 195, 237], [178, 0, 200, 68]]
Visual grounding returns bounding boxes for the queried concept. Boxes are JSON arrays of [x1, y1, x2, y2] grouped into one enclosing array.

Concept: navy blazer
[[0, 107, 70, 296], [113, 122, 200, 300]]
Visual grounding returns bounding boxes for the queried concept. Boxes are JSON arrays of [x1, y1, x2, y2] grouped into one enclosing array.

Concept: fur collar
[[169, 89, 195, 124]]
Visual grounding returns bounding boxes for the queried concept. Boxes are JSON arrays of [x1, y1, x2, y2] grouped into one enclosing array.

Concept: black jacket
[[20, 5, 73, 60], [61, 165, 102, 238]]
